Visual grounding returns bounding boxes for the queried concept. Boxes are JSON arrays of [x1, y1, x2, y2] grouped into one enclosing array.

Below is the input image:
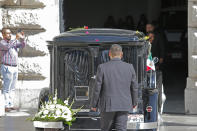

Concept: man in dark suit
[[146, 23, 166, 69], [91, 44, 138, 131]]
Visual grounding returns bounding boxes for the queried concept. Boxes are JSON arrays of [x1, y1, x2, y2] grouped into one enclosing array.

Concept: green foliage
[[69, 26, 88, 31], [31, 89, 83, 126], [135, 30, 149, 41]]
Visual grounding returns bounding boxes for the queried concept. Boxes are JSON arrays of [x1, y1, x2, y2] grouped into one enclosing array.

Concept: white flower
[[60, 106, 65, 110], [38, 111, 43, 116], [53, 97, 57, 101], [41, 115, 46, 118], [64, 100, 68, 105], [38, 111, 42, 114], [49, 104, 56, 109], [35, 113, 40, 117], [62, 106, 68, 111], [56, 104, 66, 111], [43, 110, 49, 115], [54, 90, 58, 104], [54, 113, 62, 118], [53, 97, 57, 104], [40, 104, 45, 109], [45, 104, 49, 109], [56, 104, 62, 109], [55, 109, 62, 116], [63, 114, 72, 121], [48, 101, 52, 105], [54, 116, 58, 119], [63, 108, 71, 115]]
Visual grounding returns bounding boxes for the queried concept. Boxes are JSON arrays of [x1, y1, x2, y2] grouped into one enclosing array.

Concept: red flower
[[84, 26, 88, 29]]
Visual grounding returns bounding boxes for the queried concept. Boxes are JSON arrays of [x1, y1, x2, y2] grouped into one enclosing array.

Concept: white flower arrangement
[[31, 90, 82, 126]]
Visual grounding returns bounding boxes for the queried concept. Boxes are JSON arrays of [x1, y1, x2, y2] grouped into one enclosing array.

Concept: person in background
[[0, 28, 26, 112], [117, 18, 125, 29], [146, 23, 166, 69], [137, 14, 148, 33], [146, 21, 167, 46], [91, 44, 138, 131], [125, 15, 135, 30], [147, 31, 165, 69], [104, 16, 117, 28], [148, 31, 166, 115]]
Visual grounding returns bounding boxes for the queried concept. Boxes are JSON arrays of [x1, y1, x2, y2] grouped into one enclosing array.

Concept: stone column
[[185, 0, 197, 114], [59, 0, 64, 33]]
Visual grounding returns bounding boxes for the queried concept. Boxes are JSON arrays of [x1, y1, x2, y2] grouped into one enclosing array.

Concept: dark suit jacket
[[151, 32, 165, 59], [91, 58, 138, 112]]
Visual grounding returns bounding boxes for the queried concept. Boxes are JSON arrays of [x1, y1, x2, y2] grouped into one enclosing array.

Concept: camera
[[16, 29, 25, 40], [17, 29, 22, 33]]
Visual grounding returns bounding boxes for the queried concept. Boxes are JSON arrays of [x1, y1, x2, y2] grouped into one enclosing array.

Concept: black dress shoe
[[10, 107, 19, 111], [5, 108, 11, 112]]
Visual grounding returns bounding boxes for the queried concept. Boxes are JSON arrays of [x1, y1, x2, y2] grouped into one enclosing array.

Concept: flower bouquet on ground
[[31, 90, 82, 129]]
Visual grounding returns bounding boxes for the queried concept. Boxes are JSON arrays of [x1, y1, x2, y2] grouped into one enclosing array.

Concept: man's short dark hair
[[147, 31, 155, 35], [110, 44, 122, 56], [1, 28, 9, 34], [146, 21, 159, 28]]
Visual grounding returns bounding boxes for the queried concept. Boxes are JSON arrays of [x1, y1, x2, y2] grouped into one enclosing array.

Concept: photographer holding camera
[[0, 28, 26, 112]]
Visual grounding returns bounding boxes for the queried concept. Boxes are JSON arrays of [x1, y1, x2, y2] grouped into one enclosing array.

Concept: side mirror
[[153, 57, 159, 64]]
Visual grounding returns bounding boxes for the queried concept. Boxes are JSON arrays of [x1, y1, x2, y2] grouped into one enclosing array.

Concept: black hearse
[[44, 28, 159, 130]]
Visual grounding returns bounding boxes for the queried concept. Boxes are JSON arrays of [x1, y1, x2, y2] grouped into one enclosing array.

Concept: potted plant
[[31, 90, 82, 131]]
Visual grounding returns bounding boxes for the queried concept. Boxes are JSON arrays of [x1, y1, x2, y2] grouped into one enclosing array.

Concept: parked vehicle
[[38, 28, 163, 130]]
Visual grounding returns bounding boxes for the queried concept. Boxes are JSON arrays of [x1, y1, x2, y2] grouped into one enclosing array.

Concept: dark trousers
[[100, 111, 128, 131]]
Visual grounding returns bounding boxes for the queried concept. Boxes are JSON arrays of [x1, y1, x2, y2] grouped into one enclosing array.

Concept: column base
[[185, 77, 197, 114]]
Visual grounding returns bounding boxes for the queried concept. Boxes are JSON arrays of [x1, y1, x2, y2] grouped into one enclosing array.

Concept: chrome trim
[[69, 117, 158, 130], [69, 129, 100, 131], [73, 109, 90, 112], [127, 122, 158, 129], [91, 75, 96, 79], [69, 122, 158, 130], [75, 116, 100, 118], [74, 86, 89, 101], [33, 121, 64, 129]]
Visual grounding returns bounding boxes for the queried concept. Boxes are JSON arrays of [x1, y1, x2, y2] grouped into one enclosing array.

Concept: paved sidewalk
[[160, 114, 197, 131], [1, 109, 197, 131], [0, 109, 36, 131]]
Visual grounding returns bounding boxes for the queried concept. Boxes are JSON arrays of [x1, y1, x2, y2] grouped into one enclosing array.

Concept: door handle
[[91, 75, 96, 79]]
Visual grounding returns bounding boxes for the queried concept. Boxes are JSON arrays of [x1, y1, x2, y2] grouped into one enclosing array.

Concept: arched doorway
[[59, 0, 188, 114]]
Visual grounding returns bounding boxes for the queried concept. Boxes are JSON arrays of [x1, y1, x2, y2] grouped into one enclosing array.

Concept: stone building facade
[[0, 0, 60, 108]]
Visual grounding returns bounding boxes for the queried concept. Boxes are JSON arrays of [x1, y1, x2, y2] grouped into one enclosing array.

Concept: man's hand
[[91, 107, 97, 112], [133, 105, 137, 112], [16, 32, 25, 40], [133, 105, 137, 109], [159, 58, 164, 64]]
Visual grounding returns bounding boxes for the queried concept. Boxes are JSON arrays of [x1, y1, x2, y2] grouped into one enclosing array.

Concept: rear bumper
[[127, 122, 158, 129], [69, 117, 158, 130]]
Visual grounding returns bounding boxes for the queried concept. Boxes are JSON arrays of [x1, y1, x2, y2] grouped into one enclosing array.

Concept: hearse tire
[[38, 88, 49, 110]]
